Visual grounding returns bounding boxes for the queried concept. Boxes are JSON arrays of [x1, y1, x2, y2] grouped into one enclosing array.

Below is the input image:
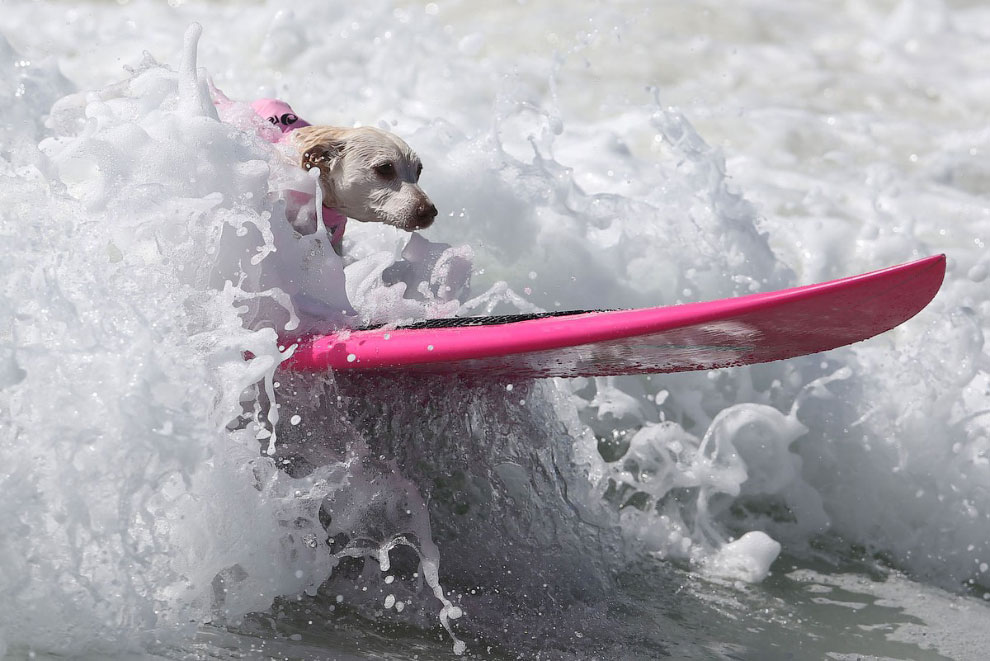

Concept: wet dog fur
[[291, 125, 437, 249]]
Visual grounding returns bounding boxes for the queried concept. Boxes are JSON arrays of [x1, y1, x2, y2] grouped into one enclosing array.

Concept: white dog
[[292, 125, 437, 234], [248, 99, 437, 255]]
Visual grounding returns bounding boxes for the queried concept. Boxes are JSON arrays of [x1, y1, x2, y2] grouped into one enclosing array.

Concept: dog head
[[291, 125, 437, 231]]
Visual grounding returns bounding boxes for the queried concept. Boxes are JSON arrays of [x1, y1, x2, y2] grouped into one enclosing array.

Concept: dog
[[251, 99, 437, 255]]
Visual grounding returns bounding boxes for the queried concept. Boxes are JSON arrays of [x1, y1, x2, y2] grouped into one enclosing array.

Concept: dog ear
[[297, 127, 347, 175], [302, 143, 341, 174], [293, 128, 349, 209]]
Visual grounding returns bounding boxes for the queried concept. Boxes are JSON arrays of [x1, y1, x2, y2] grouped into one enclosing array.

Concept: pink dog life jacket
[[250, 99, 347, 245]]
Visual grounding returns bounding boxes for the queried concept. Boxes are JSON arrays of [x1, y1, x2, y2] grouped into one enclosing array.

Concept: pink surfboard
[[280, 254, 945, 379]]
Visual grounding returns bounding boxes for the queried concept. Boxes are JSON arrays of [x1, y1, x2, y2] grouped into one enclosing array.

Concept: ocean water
[[1, 0, 989, 659]]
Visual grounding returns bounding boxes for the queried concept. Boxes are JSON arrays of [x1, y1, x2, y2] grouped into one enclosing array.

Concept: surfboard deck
[[279, 254, 945, 379]]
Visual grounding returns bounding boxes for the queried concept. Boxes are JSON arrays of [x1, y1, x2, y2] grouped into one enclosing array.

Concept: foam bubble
[[705, 532, 782, 583]]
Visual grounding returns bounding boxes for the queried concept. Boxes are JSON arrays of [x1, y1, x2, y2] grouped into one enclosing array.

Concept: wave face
[[1, 1, 989, 658]]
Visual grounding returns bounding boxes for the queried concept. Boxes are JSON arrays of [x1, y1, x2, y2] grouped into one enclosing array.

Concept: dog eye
[[374, 162, 396, 178], [415, 163, 423, 180]]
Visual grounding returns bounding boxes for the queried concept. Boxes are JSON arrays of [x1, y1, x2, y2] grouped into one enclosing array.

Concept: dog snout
[[415, 200, 438, 228]]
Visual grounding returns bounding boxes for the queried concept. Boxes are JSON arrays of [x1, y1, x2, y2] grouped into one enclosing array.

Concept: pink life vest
[[250, 99, 347, 245]]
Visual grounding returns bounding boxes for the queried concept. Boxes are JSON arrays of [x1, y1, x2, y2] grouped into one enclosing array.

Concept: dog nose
[[416, 201, 438, 228]]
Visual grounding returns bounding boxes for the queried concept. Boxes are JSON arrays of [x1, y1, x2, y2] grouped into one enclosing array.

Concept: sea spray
[[2, 1, 990, 657], [0, 28, 342, 655], [4, 22, 811, 656]]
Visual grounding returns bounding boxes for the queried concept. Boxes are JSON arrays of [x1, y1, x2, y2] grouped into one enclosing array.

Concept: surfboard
[[279, 254, 945, 379]]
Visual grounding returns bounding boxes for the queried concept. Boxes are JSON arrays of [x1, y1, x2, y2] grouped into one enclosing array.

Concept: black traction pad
[[359, 309, 610, 331]]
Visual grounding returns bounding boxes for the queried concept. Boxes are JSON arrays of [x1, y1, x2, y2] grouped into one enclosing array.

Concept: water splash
[[3, 1, 990, 657]]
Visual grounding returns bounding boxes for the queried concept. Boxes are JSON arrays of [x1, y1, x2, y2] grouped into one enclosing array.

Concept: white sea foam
[[1, 0, 989, 657], [706, 531, 782, 583], [0, 25, 346, 654]]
